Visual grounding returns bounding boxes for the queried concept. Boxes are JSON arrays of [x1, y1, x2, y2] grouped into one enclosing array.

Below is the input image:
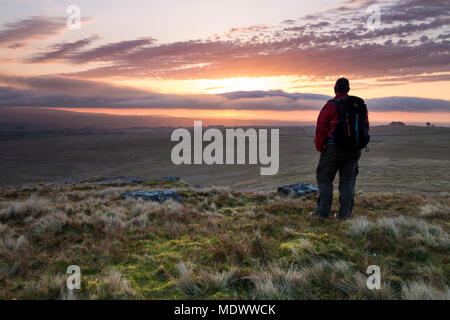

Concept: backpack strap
[[328, 97, 348, 105]]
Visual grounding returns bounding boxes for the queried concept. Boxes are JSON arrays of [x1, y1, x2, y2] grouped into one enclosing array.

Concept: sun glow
[[109, 75, 450, 100], [198, 76, 299, 94], [110, 76, 305, 95]]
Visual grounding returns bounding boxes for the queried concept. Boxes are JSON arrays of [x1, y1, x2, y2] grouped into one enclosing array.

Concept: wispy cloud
[[0, 74, 149, 98], [61, 40, 449, 83], [7, 42, 26, 49], [39, 0, 447, 83], [68, 38, 155, 64], [29, 35, 100, 63], [0, 16, 66, 46]]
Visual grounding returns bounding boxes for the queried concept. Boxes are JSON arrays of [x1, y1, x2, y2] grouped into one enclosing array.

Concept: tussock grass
[[377, 216, 448, 247], [0, 181, 448, 300], [401, 281, 450, 300], [250, 264, 309, 299], [176, 262, 204, 298], [175, 262, 237, 298], [19, 274, 66, 300], [349, 272, 395, 300], [0, 224, 29, 253], [0, 232, 28, 253], [199, 269, 236, 292], [88, 270, 138, 300], [32, 212, 68, 235], [345, 215, 448, 248], [126, 198, 161, 216], [0, 194, 51, 220], [420, 203, 449, 218], [345, 216, 371, 238], [249, 259, 395, 300], [91, 212, 127, 234]]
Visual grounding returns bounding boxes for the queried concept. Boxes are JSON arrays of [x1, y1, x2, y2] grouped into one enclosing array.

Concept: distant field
[[1, 125, 449, 193]]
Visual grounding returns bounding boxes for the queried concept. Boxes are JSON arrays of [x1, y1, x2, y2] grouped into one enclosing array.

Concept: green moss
[[279, 241, 307, 254], [107, 235, 216, 299]]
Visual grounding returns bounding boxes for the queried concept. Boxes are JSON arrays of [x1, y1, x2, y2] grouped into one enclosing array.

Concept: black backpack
[[330, 96, 370, 150]]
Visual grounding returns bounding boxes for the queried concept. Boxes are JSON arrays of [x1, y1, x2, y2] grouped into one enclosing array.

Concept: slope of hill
[[0, 179, 448, 299]]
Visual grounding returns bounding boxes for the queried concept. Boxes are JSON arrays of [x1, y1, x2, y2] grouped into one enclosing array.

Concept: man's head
[[334, 77, 350, 94]]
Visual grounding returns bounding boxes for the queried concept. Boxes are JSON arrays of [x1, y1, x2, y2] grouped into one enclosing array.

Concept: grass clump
[[377, 216, 448, 247], [420, 203, 449, 218], [401, 281, 450, 300], [32, 212, 68, 235], [175, 262, 204, 298], [87, 270, 138, 299], [345, 216, 371, 238], [175, 262, 237, 299], [0, 194, 51, 221]]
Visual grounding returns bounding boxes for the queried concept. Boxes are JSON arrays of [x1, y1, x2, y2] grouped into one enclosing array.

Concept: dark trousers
[[316, 144, 361, 218]]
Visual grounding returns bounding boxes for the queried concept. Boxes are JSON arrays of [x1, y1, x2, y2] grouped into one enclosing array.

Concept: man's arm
[[366, 110, 370, 131], [315, 103, 330, 151]]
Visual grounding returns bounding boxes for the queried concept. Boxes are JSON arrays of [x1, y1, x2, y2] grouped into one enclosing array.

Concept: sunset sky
[[1, 0, 449, 125]]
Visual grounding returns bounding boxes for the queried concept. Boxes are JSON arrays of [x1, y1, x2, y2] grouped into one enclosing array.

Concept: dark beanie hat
[[334, 78, 350, 92]]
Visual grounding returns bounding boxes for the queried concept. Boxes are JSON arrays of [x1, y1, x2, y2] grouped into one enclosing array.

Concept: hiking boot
[[338, 214, 352, 221], [309, 212, 327, 219]]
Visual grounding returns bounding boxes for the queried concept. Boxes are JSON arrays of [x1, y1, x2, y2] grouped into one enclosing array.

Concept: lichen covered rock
[[277, 182, 318, 196], [121, 190, 183, 203]]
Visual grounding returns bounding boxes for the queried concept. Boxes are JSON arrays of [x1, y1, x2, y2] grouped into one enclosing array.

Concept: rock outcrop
[[95, 177, 147, 184], [121, 190, 183, 203], [163, 177, 180, 182], [277, 182, 318, 196]]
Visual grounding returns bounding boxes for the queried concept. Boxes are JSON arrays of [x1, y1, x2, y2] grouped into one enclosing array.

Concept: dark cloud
[[0, 86, 118, 108], [438, 33, 450, 40], [378, 74, 450, 83], [281, 19, 296, 25], [340, 17, 450, 41], [0, 16, 66, 45], [29, 35, 100, 63], [68, 38, 155, 64], [380, 0, 450, 24], [0, 74, 150, 98], [221, 90, 329, 101], [337, 0, 450, 25], [7, 42, 26, 49], [369, 96, 450, 112]]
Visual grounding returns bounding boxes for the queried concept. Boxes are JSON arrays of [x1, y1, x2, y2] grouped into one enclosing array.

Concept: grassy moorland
[[0, 179, 448, 300]]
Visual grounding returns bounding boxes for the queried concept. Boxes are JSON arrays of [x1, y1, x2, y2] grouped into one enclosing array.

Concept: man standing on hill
[[311, 78, 370, 220]]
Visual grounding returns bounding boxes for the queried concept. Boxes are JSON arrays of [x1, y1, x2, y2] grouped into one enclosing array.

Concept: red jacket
[[315, 93, 370, 151]]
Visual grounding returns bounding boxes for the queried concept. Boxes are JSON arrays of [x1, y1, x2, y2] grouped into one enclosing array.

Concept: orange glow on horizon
[[46, 107, 450, 125]]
